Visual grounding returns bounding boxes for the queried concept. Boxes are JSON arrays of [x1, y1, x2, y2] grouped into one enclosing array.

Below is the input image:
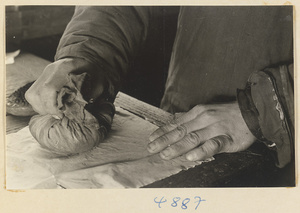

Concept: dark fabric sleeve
[[54, 6, 159, 102], [237, 64, 294, 168], [53, 6, 160, 134]]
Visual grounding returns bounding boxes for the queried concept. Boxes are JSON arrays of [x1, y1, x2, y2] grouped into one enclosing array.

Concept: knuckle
[[186, 132, 201, 145], [210, 122, 229, 135], [175, 125, 187, 138], [220, 134, 234, 147], [202, 109, 217, 118], [210, 122, 222, 132], [168, 143, 184, 155], [210, 138, 222, 149], [163, 122, 177, 132], [167, 147, 177, 156], [209, 137, 225, 152], [160, 129, 183, 145], [198, 145, 209, 157], [158, 135, 170, 145]]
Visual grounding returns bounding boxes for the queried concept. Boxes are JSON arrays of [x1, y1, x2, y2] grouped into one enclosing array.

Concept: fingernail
[[147, 142, 157, 152], [160, 149, 170, 159], [186, 153, 196, 161], [52, 115, 61, 120], [149, 134, 156, 142]]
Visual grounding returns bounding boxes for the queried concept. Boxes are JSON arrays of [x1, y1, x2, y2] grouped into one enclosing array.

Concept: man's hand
[[147, 102, 256, 161], [25, 58, 99, 118]]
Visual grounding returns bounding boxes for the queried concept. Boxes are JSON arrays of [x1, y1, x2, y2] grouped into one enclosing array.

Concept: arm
[[148, 64, 294, 168], [55, 6, 157, 102], [26, 6, 157, 117]]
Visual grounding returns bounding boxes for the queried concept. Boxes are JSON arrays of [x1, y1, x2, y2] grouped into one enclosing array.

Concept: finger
[[149, 105, 207, 141], [149, 120, 178, 142], [25, 80, 60, 117], [147, 125, 187, 153], [148, 112, 220, 153], [52, 115, 63, 120], [185, 135, 232, 161], [174, 112, 184, 119], [159, 126, 220, 160], [148, 119, 208, 153]]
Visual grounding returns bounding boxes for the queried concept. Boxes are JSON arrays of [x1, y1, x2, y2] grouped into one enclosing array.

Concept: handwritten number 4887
[[154, 196, 205, 210]]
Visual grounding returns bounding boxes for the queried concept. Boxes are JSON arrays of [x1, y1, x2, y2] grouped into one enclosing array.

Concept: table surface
[[6, 52, 295, 187]]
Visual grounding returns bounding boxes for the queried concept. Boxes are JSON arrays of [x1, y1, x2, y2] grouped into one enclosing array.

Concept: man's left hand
[[147, 102, 257, 161]]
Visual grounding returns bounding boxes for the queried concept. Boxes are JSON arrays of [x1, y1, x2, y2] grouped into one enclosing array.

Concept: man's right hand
[[25, 58, 99, 118]]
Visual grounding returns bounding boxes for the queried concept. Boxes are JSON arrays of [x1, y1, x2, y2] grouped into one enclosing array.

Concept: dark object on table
[[6, 81, 36, 116]]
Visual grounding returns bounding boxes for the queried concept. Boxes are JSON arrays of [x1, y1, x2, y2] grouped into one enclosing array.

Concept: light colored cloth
[[6, 107, 210, 189], [5, 50, 20, 65]]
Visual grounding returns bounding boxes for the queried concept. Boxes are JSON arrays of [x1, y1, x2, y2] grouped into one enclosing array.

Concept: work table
[[6, 52, 294, 187]]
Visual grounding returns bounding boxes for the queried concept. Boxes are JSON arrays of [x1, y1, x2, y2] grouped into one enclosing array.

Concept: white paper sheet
[[6, 107, 210, 189]]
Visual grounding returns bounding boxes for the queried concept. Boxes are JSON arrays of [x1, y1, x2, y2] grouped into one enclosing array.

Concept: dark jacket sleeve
[[54, 6, 159, 102], [237, 64, 294, 168], [54, 6, 160, 133]]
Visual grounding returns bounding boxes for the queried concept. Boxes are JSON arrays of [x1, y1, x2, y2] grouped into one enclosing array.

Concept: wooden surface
[[6, 52, 50, 96], [6, 52, 294, 187]]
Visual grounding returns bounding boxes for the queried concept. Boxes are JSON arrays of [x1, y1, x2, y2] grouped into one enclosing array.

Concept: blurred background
[[6, 6, 180, 107]]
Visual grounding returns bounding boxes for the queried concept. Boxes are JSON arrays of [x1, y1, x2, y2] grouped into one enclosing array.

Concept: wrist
[[236, 85, 270, 144]]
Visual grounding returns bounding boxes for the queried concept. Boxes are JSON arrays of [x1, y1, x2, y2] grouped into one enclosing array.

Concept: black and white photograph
[[2, 1, 300, 212], [5, 5, 295, 190]]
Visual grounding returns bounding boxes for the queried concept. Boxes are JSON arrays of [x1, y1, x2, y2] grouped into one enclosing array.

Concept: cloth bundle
[[29, 73, 113, 156]]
